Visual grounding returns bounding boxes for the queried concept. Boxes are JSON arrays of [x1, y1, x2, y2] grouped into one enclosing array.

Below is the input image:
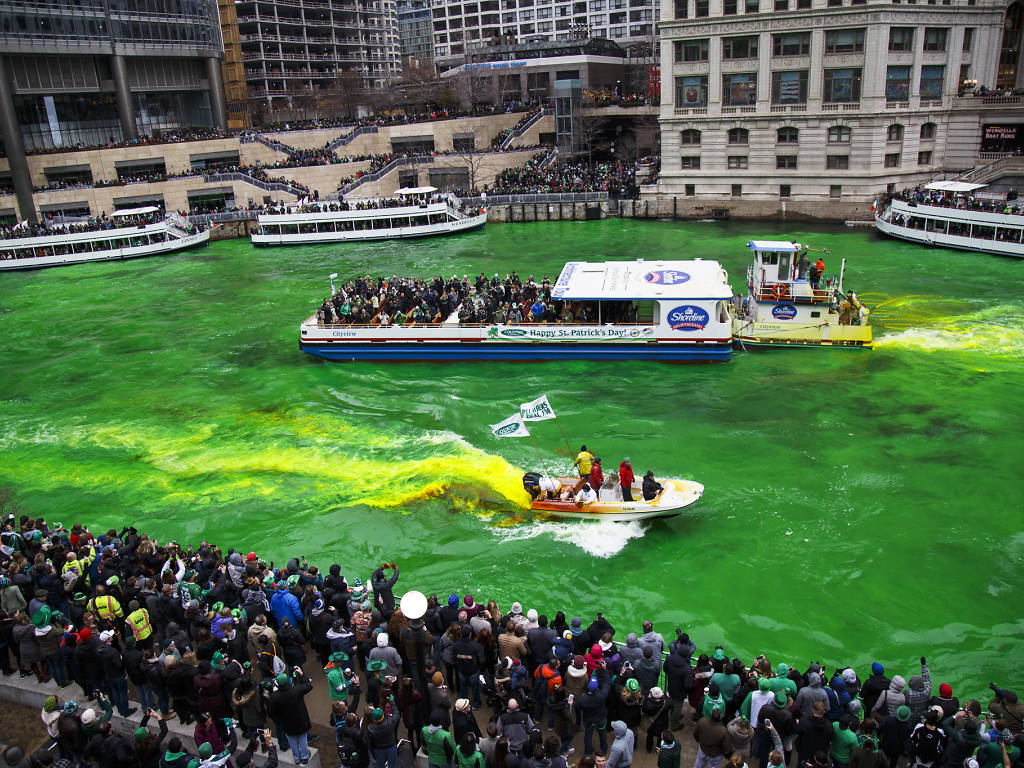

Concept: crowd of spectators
[[487, 157, 640, 198], [0, 515, 1022, 768], [887, 187, 1023, 216], [0, 211, 169, 241], [316, 272, 636, 327], [491, 110, 542, 149]]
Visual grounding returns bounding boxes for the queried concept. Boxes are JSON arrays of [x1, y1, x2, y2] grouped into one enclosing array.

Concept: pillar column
[[207, 56, 228, 130], [110, 54, 138, 140], [0, 56, 37, 224]]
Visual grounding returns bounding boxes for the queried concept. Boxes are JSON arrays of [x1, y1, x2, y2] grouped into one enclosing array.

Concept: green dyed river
[[1, 220, 1022, 695]]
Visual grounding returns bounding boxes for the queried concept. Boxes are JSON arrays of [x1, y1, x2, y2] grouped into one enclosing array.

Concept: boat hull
[[0, 229, 210, 272], [299, 340, 732, 362], [251, 213, 486, 246], [530, 479, 704, 522], [874, 202, 1024, 259]]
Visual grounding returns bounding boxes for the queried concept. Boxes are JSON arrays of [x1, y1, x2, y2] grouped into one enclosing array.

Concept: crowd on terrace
[[0, 211, 170, 242], [487, 157, 640, 199], [887, 187, 1023, 215], [316, 273, 639, 327], [0, 515, 1022, 768]]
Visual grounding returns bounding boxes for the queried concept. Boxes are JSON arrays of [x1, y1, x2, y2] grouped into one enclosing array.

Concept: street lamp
[[400, 591, 431, 722]]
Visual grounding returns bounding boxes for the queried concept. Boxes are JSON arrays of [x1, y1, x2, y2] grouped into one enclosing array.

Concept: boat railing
[[311, 319, 656, 329]]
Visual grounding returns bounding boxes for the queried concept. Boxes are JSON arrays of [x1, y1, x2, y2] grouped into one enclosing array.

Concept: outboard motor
[[522, 472, 542, 500]]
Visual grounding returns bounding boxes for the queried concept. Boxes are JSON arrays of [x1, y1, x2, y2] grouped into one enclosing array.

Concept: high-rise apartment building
[[398, 0, 436, 67], [656, 0, 1024, 203], [220, 0, 253, 129], [0, 0, 227, 221], [430, 0, 659, 68], [234, 0, 401, 111]]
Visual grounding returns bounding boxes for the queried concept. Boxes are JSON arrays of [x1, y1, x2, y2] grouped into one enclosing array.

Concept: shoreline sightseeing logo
[[667, 304, 709, 331], [772, 304, 798, 320], [644, 269, 690, 285]]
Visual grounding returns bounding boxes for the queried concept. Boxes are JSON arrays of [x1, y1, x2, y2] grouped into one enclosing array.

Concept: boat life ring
[[772, 283, 788, 299]]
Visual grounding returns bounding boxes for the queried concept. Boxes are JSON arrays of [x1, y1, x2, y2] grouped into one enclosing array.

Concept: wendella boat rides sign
[[487, 325, 656, 341]]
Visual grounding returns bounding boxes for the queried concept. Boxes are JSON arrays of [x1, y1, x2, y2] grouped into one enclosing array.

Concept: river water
[[1, 219, 1021, 694]]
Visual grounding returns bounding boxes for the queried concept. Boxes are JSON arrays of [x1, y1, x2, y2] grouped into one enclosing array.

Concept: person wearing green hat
[[325, 651, 354, 703], [41, 694, 61, 738], [135, 709, 170, 766], [769, 664, 798, 699], [366, 697, 401, 768], [741, 677, 775, 729], [877, 705, 915, 767]]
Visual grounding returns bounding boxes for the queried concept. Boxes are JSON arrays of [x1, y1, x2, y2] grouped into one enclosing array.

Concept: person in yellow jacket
[[62, 546, 96, 582], [572, 444, 595, 494], [126, 600, 153, 649], [87, 585, 123, 628]]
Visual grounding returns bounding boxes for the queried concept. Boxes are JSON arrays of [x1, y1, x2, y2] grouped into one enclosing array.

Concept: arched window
[[777, 126, 799, 143], [728, 127, 749, 144], [887, 124, 904, 142], [920, 122, 936, 139], [681, 129, 701, 145], [828, 125, 851, 143]]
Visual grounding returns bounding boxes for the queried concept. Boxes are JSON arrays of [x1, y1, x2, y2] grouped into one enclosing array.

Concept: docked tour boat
[[874, 183, 1024, 259], [0, 208, 209, 271], [522, 472, 704, 522], [299, 259, 734, 361], [251, 187, 486, 246], [731, 240, 872, 349]]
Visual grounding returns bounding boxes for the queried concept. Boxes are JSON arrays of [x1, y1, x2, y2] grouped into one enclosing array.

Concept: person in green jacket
[[769, 664, 798, 699], [703, 682, 727, 720], [325, 651, 353, 702], [422, 712, 456, 768], [657, 730, 681, 768], [455, 732, 486, 768], [831, 716, 860, 768]]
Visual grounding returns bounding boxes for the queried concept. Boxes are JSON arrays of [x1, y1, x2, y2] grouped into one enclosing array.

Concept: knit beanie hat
[[774, 691, 787, 707], [276, 673, 291, 687], [896, 706, 911, 722], [939, 683, 953, 698], [372, 708, 385, 722], [134, 726, 149, 742], [842, 669, 857, 684], [432, 671, 444, 685], [588, 677, 599, 692], [81, 708, 97, 725], [776, 663, 789, 676], [759, 677, 771, 692], [44, 695, 58, 712], [872, 662, 884, 676], [198, 743, 214, 759]]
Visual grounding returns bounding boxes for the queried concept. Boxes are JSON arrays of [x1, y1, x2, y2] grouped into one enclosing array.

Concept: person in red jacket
[[619, 458, 635, 502], [589, 459, 604, 493]]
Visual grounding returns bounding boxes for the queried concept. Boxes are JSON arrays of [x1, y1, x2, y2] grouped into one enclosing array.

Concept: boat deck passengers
[[316, 272, 640, 327]]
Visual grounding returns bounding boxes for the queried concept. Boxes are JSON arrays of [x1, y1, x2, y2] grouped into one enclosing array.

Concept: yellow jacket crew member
[[126, 601, 153, 649], [572, 444, 595, 494], [88, 585, 123, 626]]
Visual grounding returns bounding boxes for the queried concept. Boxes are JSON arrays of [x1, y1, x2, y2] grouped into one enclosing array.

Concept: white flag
[[491, 413, 530, 438], [520, 395, 556, 422]]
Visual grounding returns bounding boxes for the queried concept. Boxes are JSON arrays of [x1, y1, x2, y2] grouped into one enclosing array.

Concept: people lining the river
[[315, 272, 640, 329], [1, 516, 1022, 768]]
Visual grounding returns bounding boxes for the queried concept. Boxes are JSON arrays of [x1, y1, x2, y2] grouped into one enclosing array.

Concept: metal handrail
[[203, 171, 305, 197]]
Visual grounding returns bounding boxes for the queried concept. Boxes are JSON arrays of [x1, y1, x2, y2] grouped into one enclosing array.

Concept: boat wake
[[874, 302, 1024, 356], [492, 518, 647, 558]]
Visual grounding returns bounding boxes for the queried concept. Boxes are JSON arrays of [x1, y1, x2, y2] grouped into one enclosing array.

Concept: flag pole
[[526, 431, 556, 480], [552, 414, 574, 458]]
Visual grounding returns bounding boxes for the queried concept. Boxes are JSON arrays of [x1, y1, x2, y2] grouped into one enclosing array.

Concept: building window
[[694, 0, 708, 15], [685, 183, 696, 196], [963, 27, 974, 52], [674, 0, 687, 16], [722, 74, 757, 106], [775, 0, 788, 9], [722, 35, 758, 59], [780, 184, 791, 197], [675, 37, 709, 61], [797, 0, 810, 7], [830, 184, 842, 198], [723, 0, 737, 12], [680, 129, 701, 145], [777, 126, 799, 143], [887, 124, 904, 141], [681, 156, 701, 169], [823, 68, 861, 103], [920, 65, 944, 100], [923, 27, 948, 51], [886, 66, 911, 102], [825, 28, 865, 53], [728, 127, 750, 144], [776, 155, 798, 168], [884, 152, 901, 167], [826, 155, 849, 169], [888, 26, 913, 51], [732, 184, 742, 196], [828, 125, 851, 142], [772, 32, 811, 56], [675, 75, 708, 107], [728, 156, 749, 169], [920, 122, 936, 139], [771, 70, 808, 104], [918, 150, 932, 164], [745, 0, 759, 11]]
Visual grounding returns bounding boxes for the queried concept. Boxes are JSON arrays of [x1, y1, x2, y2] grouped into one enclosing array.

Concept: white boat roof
[[551, 259, 731, 301], [924, 181, 986, 192], [395, 186, 437, 195], [747, 240, 800, 252], [111, 205, 160, 217]]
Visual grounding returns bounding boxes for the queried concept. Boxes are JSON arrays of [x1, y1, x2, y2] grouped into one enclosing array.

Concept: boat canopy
[[551, 259, 732, 301], [396, 186, 438, 195], [746, 240, 799, 252], [111, 205, 160, 217], [924, 181, 987, 192]]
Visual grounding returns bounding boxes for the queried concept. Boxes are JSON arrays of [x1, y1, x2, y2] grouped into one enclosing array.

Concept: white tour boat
[[731, 240, 872, 349], [874, 182, 1024, 259], [299, 259, 735, 362], [251, 186, 487, 246], [0, 208, 210, 271], [522, 472, 704, 522]]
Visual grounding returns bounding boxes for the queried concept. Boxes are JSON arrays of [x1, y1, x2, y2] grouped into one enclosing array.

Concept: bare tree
[[453, 150, 487, 193], [576, 111, 607, 162]]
